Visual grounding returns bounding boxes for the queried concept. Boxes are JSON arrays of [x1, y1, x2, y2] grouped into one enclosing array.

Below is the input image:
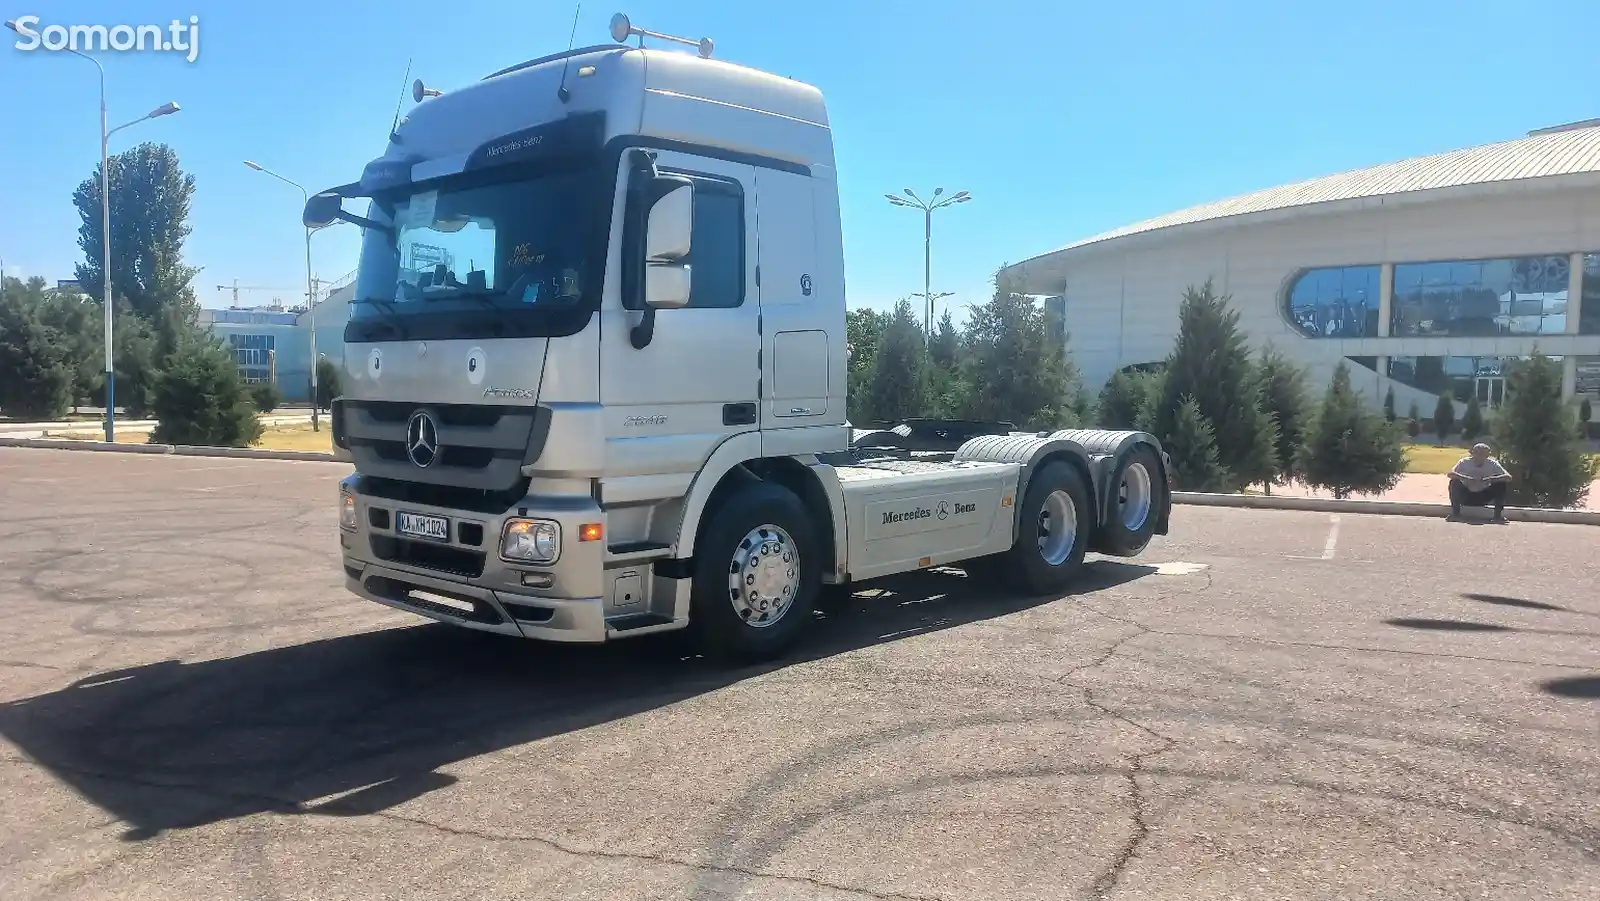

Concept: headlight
[[501, 519, 560, 564], [340, 491, 358, 531]]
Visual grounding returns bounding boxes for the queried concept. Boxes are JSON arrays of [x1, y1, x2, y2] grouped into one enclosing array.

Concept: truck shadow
[[0, 560, 1155, 839]]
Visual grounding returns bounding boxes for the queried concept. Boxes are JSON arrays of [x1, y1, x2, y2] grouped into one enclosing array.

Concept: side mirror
[[645, 181, 693, 262], [303, 192, 343, 229], [644, 264, 691, 310]]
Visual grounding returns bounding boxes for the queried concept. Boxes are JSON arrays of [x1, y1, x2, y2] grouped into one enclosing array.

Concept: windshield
[[347, 167, 596, 342]]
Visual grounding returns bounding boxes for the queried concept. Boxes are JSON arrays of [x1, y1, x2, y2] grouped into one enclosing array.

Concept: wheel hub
[[1037, 489, 1078, 566], [1119, 461, 1153, 531], [727, 524, 800, 629]]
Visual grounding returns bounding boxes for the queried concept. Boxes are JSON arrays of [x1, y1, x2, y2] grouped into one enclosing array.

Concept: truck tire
[[688, 482, 821, 662], [1099, 444, 1162, 556], [1001, 460, 1091, 595]]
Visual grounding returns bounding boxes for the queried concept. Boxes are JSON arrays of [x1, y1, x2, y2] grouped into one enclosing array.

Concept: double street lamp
[[243, 161, 323, 432], [885, 187, 971, 335], [6, 19, 180, 441]]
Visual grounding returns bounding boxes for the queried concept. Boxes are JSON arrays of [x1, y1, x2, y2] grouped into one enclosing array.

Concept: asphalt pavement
[[0, 447, 1596, 901]]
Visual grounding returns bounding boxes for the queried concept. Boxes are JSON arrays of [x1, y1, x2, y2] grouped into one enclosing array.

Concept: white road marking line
[[1287, 514, 1343, 560], [1153, 561, 1209, 575], [1321, 514, 1341, 560]]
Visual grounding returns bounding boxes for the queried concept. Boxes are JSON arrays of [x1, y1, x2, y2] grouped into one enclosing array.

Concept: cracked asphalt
[[1, 447, 1597, 901]]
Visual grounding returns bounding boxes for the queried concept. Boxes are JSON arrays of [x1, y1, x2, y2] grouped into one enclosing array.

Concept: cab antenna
[[557, 3, 583, 103]]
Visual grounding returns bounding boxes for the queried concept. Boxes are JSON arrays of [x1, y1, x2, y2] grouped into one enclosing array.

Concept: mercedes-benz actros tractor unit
[[310, 13, 1173, 661]]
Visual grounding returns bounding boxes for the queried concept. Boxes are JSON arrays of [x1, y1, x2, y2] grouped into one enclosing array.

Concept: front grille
[[358, 474, 529, 515], [341, 400, 550, 494], [370, 534, 486, 578]]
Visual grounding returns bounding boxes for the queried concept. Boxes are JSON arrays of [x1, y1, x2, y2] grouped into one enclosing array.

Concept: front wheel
[[688, 482, 821, 662], [1001, 461, 1092, 595]]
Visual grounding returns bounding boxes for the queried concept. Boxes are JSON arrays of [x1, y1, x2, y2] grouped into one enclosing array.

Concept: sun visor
[[464, 111, 607, 172]]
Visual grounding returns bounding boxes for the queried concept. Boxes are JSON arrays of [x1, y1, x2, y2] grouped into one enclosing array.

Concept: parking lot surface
[[1, 447, 1596, 901]]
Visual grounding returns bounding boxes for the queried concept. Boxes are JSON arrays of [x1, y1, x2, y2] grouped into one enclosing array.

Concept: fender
[[669, 430, 765, 560]]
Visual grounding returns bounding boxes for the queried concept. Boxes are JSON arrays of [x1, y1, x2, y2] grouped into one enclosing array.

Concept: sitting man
[[1447, 443, 1512, 523]]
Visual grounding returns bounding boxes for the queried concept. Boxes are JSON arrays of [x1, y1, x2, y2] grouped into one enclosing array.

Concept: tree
[[1460, 394, 1485, 442], [845, 308, 889, 422], [1433, 393, 1456, 445], [31, 283, 103, 405], [1491, 353, 1599, 509], [251, 381, 283, 413], [111, 309, 162, 419], [929, 309, 959, 370], [1151, 280, 1276, 490], [1382, 386, 1396, 423], [866, 298, 931, 424], [1406, 401, 1422, 439], [315, 357, 343, 410], [1166, 396, 1230, 492], [926, 309, 967, 419], [1255, 348, 1310, 487], [0, 281, 74, 420], [148, 331, 263, 447], [956, 269, 1086, 430], [1297, 361, 1407, 499], [1096, 369, 1156, 430], [72, 142, 200, 323], [1579, 396, 1594, 440]]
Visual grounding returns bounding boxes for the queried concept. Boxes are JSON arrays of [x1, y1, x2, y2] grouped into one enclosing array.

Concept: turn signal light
[[579, 523, 604, 542]]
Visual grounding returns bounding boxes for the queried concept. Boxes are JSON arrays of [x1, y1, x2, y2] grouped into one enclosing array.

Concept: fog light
[[502, 519, 560, 564], [339, 491, 357, 531]]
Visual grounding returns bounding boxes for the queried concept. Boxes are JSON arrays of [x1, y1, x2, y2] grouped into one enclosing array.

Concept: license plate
[[396, 511, 450, 542]]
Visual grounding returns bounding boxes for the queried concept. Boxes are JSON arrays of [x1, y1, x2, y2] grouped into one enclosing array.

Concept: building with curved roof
[[1003, 120, 1600, 428]]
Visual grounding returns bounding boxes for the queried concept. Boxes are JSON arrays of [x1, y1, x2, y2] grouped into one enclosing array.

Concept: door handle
[[722, 403, 757, 426], [789, 407, 812, 415]]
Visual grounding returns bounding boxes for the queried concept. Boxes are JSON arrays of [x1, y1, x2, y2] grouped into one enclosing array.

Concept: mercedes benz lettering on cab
[[313, 12, 1174, 662]]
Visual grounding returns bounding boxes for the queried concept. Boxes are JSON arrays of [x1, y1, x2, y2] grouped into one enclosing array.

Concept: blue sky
[[2, 0, 1597, 316]]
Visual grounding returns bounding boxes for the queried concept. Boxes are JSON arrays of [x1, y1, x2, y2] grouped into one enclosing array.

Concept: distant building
[[55, 279, 83, 293], [200, 281, 354, 401], [1003, 121, 1600, 428]]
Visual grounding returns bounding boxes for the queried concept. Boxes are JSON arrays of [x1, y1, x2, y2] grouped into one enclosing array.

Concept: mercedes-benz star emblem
[[405, 410, 440, 468]]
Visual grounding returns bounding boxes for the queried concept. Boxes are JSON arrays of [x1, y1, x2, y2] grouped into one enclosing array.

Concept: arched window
[[1283, 266, 1381, 338]]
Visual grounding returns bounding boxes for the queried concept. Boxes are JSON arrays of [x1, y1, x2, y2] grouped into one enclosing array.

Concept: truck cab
[[312, 14, 1171, 661]]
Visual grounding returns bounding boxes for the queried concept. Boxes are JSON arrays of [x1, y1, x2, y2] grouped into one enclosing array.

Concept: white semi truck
[[308, 13, 1173, 661]]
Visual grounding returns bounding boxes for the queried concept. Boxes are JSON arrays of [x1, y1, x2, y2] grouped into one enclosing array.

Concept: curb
[[0, 436, 343, 464], [1173, 491, 1600, 526]]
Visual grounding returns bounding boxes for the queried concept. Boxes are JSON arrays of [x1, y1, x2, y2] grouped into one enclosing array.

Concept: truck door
[[754, 166, 830, 437], [598, 152, 761, 483]]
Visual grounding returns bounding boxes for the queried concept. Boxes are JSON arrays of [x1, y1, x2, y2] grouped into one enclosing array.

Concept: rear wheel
[[1001, 461, 1092, 595], [1099, 446, 1162, 556], [688, 483, 820, 662]]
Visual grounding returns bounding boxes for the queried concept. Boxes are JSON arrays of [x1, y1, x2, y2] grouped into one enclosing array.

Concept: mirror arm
[[335, 210, 393, 236], [629, 303, 657, 349], [625, 149, 661, 350]]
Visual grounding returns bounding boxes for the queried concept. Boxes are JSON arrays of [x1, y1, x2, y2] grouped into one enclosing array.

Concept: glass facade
[[1577, 356, 1600, 400], [227, 333, 277, 384], [1390, 254, 1570, 337], [1285, 266, 1380, 338], [1582, 254, 1600, 335], [1387, 355, 1564, 406]]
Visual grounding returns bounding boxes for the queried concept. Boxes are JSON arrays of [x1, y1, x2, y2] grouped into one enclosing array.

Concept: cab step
[[606, 541, 673, 566], [605, 612, 682, 636]]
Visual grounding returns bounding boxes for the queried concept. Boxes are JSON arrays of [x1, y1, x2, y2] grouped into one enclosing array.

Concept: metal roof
[[1020, 123, 1600, 265]]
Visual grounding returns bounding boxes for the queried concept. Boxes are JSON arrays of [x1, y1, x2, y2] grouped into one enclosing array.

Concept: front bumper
[[338, 474, 672, 643]]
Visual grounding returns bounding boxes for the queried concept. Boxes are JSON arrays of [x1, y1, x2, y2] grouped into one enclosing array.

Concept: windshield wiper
[[422, 288, 506, 311], [350, 296, 410, 340]]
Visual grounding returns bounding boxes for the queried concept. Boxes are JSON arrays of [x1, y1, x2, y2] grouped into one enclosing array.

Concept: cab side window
[[681, 176, 744, 309]]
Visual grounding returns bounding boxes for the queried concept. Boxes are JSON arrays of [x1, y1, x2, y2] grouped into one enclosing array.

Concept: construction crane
[[215, 279, 305, 309]]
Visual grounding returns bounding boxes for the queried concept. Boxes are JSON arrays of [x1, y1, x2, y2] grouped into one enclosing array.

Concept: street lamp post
[[243, 161, 320, 432], [885, 187, 972, 335], [7, 19, 179, 441]]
